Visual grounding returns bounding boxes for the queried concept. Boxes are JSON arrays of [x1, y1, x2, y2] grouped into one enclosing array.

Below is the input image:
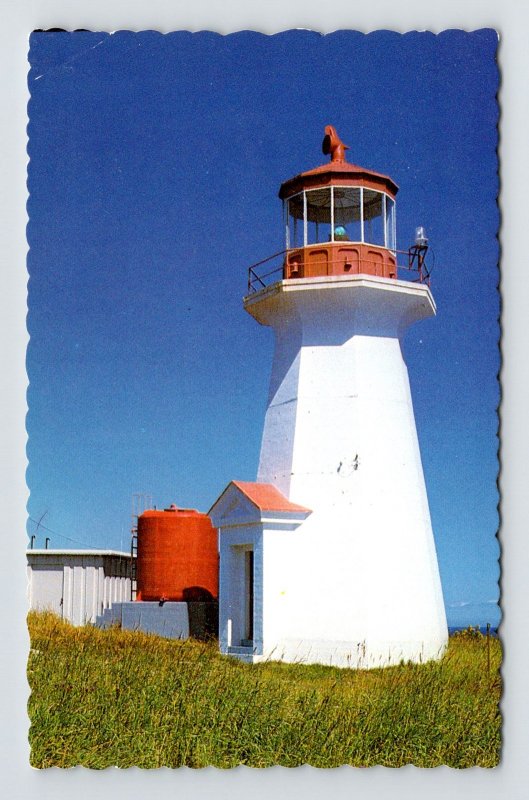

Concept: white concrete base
[[242, 639, 446, 669]]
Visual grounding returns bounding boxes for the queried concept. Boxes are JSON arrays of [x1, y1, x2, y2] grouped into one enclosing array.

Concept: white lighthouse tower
[[210, 127, 448, 668]]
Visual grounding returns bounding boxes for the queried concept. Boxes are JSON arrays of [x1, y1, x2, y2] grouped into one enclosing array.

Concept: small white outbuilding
[[27, 549, 132, 626], [209, 481, 311, 663]]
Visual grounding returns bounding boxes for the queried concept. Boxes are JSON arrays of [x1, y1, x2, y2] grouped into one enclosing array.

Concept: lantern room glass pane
[[287, 193, 304, 249], [385, 196, 396, 250], [363, 189, 385, 247], [333, 187, 362, 242], [306, 188, 332, 245]]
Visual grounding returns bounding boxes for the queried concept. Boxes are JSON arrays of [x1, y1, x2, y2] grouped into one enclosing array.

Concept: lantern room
[[279, 125, 398, 281]]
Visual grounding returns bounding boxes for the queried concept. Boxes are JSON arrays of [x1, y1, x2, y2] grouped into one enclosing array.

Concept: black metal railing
[[246, 245, 431, 294]]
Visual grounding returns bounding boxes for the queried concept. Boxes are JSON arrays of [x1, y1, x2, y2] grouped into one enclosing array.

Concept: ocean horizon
[[448, 625, 499, 636]]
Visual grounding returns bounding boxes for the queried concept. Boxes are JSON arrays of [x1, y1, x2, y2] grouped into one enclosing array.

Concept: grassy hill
[[27, 611, 501, 768]]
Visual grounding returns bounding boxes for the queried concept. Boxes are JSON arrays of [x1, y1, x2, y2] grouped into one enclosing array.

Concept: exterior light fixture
[[415, 226, 428, 247]]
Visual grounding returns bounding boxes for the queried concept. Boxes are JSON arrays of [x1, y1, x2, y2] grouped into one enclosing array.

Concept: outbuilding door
[[245, 550, 254, 643]]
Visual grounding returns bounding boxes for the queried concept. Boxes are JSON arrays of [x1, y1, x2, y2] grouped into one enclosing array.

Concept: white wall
[[27, 550, 132, 626]]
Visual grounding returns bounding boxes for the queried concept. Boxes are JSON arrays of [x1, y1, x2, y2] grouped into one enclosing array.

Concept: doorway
[[243, 549, 254, 645]]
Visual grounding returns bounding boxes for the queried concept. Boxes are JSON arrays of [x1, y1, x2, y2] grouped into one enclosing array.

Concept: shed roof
[[231, 481, 311, 513]]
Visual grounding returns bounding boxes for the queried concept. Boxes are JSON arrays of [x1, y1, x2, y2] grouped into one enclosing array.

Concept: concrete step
[[227, 645, 255, 657]]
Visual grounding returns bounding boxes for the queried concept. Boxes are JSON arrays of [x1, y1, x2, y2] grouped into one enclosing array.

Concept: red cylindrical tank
[[136, 505, 218, 602]]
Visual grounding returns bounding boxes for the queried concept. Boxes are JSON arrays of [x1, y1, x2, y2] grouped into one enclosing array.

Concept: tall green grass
[[28, 612, 501, 768]]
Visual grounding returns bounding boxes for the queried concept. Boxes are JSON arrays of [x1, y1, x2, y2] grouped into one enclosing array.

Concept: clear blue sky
[[27, 29, 499, 628]]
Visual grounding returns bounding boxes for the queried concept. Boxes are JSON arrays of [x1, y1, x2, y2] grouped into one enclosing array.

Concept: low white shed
[[27, 549, 132, 626]]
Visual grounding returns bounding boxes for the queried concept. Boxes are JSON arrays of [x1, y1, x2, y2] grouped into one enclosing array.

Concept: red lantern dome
[[279, 125, 399, 281]]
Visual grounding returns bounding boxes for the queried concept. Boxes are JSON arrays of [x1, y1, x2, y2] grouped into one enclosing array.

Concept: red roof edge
[[278, 160, 399, 199], [231, 481, 311, 514]]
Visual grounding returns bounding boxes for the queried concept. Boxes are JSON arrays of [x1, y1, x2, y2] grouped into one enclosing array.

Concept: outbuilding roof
[[231, 481, 311, 513]]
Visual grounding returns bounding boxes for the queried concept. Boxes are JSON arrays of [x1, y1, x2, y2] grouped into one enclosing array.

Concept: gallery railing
[[247, 245, 431, 294]]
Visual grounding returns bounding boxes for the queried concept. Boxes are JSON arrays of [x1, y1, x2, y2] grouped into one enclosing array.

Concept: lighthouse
[[210, 127, 448, 668]]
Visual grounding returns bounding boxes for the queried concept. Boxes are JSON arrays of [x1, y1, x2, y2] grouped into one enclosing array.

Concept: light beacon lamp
[[409, 225, 430, 283], [415, 225, 428, 247]]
